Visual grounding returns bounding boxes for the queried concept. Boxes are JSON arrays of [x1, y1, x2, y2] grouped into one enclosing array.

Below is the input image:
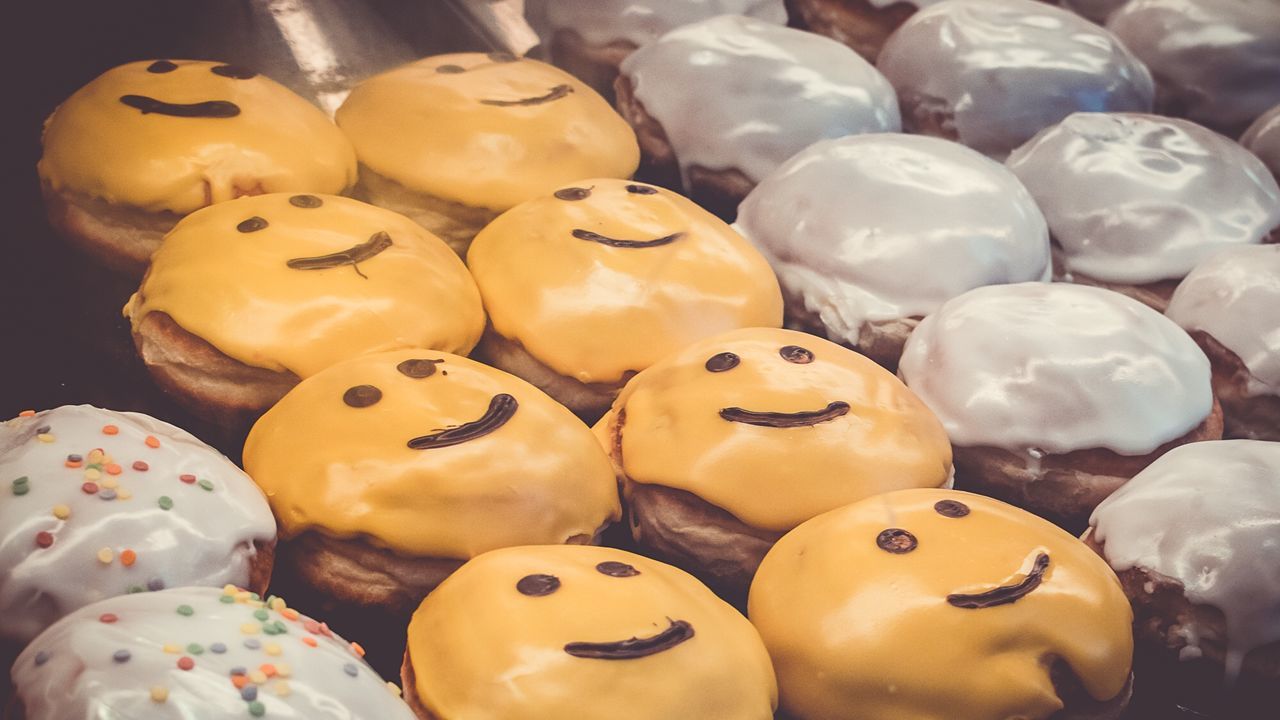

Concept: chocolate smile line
[[564, 619, 695, 660], [572, 229, 685, 249], [480, 84, 573, 107], [719, 401, 850, 428], [286, 231, 393, 279], [406, 394, 518, 450], [947, 552, 1051, 609], [119, 94, 240, 118]]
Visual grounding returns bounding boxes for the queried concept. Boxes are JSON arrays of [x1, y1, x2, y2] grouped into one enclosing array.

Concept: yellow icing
[[243, 350, 620, 558], [748, 489, 1134, 720], [125, 194, 484, 378], [335, 53, 639, 211], [594, 328, 952, 531], [467, 179, 783, 383], [39, 60, 356, 215], [407, 544, 777, 719]]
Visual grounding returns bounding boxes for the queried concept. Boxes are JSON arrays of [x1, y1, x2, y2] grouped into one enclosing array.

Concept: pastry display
[[736, 134, 1049, 369], [530, 0, 786, 100], [1107, 0, 1280, 137], [0, 406, 275, 646], [124, 193, 484, 426], [1088, 440, 1280, 699], [898, 282, 1222, 530], [402, 544, 777, 719], [335, 52, 640, 254], [1243, 103, 1280, 183], [1007, 112, 1280, 311], [466, 179, 782, 419], [877, 0, 1154, 160], [10, 586, 416, 719], [1166, 246, 1280, 441], [242, 349, 620, 612], [38, 59, 356, 275], [786, 0, 941, 61], [614, 14, 900, 217], [594, 327, 953, 597], [749, 488, 1135, 720]]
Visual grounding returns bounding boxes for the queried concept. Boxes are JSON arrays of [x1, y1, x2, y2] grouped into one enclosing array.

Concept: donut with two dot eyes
[[592, 327, 952, 599]]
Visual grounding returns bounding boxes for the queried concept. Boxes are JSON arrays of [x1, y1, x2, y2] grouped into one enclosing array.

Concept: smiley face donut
[[467, 179, 782, 420], [594, 327, 952, 597], [877, 0, 1154, 160], [0, 406, 275, 647], [614, 15, 900, 218], [1166, 246, 1280, 441], [403, 545, 777, 720], [124, 193, 484, 426], [11, 586, 416, 719], [38, 59, 356, 275], [736, 134, 1050, 370], [243, 349, 620, 612], [749, 489, 1134, 720], [1243, 103, 1280, 184], [1008, 113, 1280, 312], [335, 53, 639, 254], [899, 283, 1222, 530]]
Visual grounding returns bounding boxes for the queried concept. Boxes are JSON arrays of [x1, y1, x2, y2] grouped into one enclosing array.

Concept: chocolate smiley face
[[117, 60, 259, 118], [551, 181, 688, 249]]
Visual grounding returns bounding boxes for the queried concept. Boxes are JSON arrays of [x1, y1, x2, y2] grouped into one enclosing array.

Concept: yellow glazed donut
[[467, 179, 783, 419], [748, 488, 1134, 720], [39, 59, 356, 274], [336, 53, 640, 253], [124, 193, 484, 425], [403, 544, 777, 720], [594, 327, 952, 596], [243, 349, 621, 611]]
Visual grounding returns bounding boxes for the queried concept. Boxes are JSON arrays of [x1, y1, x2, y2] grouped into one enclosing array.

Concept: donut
[[1107, 0, 1280, 137], [594, 327, 952, 598], [1007, 113, 1280, 311], [748, 488, 1135, 720], [786, 0, 941, 61], [242, 349, 620, 612], [402, 545, 777, 719], [10, 586, 415, 719], [613, 15, 900, 218], [1243, 103, 1280, 183], [466, 179, 782, 420], [335, 53, 639, 254], [876, 0, 1154, 160], [0, 406, 275, 647], [736, 134, 1050, 370], [1166, 245, 1280, 441], [1087, 440, 1280, 706], [123, 193, 484, 427], [530, 0, 786, 100], [38, 59, 356, 275], [898, 282, 1222, 530]]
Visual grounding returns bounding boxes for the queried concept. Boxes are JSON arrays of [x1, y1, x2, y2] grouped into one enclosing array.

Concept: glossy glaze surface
[[1243, 103, 1280, 182], [537, 0, 786, 45]]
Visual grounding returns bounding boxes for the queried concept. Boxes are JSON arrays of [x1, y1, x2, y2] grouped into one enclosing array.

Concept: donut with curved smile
[[947, 552, 1051, 609], [480, 84, 574, 107], [118, 94, 240, 118], [719, 401, 850, 428], [572, 228, 685, 249], [286, 231, 394, 279], [563, 618, 695, 660], [407, 394, 518, 450]]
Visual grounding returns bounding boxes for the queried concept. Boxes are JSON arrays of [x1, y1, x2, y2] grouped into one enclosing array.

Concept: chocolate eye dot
[[705, 352, 740, 373], [396, 358, 441, 379], [236, 216, 268, 233], [146, 60, 178, 74], [289, 194, 323, 209], [876, 528, 918, 554], [488, 52, 517, 63], [625, 184, 658, 195], [436, 64, 466, 74], [554, 187, 592, 201], [780, 345, 814, 364], [596, 561, 640, 577], [934, 500, 970, 518], [211, 64, 257, 79], [516, 573, 560, 596], [342, 384, 382, 408]]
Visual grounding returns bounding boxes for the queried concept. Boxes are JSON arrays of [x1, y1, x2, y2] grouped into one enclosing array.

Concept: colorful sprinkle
[[231, 666, 248, 676], [231, 674, 250, 689], [343, 663, 358, 677], [81, 482, 98, 494], [147, 577, 166, 591], [180, 473, 196, 484], [121, 549, 137, 567], [249, 670, 268, 684], [33, 650, 49, 665], [163, 644, 181, 654], [35, 531, 54, 548], [275, 662, 293, 678], [36, 433, 55, 443], [211, 642, 227, 654], [264, 644, 281, 657], [150, 686, 168, 703], [260, 663, 278, 677], [349, 641, 365, 657], [18, 410, 35, 417], [177, 604, 194, 616], [158, 496, 174, 511], [301, 637, 317, 648], [104, 463, 122, 476], [12, 476, 30, 495], [274, 680, 291, 696], [128, 586, 144, 594], [132, 460, 149, 471], [244, 638, 262, 649], [386, 681, 402, 696], [117, 488, 132, 500], [145, 435, 160, 448], [248, 700, 265, 717], [84, 468, 101, 480], [113, 649, 131, 663], [241, 685, 259, 701], [98, 489, 117, 501], [101, 478, 118, 490], [177, 656, 195, 671], [102, 424, 119, 435], [241, 624, 260, 636], [96, 547, 114, 564], [99, 613, 118, 624], [198, 479, 215, 492], [187, 643, 205, 655], [52, 504, 70, 519], [253, 609, 269, 621]]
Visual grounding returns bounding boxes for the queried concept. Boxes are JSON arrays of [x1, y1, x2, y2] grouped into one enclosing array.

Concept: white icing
[[1243, 103, 1280, 183], [11, 586, 417, 719], [620, 15, 901, 184], [0, 406, 276, 645], [1166, 245, 1280, 397], [898, 282, 1213, 455], [1107, 0, 1280, 135], [734, 134, 1050, 345], [1090, 440, 1280, 678], [877, 0, 1155, 160], [1007, 112, 1280, 284], [1058, 0, 1131, 23], [537, 0, 786, 46]]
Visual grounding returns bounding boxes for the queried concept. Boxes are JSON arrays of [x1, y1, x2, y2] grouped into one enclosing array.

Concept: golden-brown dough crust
[[353, 165, 497, 256], [247, 537, 276, 599], [1051, 245, 1181, 312], [548, 28, 637, 105], [42, 183, 180, 276], [1189, 330, 1280, 442], [400, 650, 436, 720], [784, 290, 920, 371], [785, 0, 917, 61]]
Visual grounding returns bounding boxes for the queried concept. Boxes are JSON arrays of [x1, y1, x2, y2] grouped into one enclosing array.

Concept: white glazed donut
[[10, 585, 417, 719], [0, 406, 276, 645], [535, 0, 787, 46]]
